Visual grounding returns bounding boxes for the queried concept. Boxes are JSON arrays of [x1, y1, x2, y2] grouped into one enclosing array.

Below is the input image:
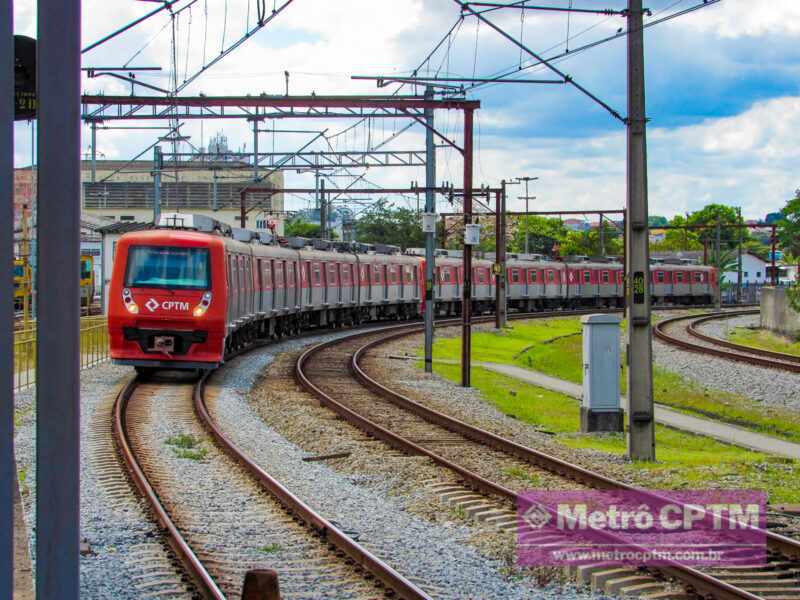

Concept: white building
[[724, 252, 770, 285]]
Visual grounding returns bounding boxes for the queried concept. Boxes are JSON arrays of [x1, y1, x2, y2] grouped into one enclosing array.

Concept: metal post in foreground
[[461, 109, 474, 387], [494, 183, 507, 329], [423, 87, 436, 373], [1, 0, 15, 594], [37, 0, 82, 597], [625, 0, 655, 461]]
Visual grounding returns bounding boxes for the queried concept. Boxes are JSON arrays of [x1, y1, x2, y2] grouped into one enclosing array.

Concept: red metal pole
[[240, 188, 247, 228], [461, 109, 474, 387]]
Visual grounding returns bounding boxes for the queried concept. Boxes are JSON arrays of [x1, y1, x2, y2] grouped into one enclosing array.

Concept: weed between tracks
[[165, 434, 209, 461]]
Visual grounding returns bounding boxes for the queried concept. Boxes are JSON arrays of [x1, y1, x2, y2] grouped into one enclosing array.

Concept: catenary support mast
[[37, 0, 83, 596], [625, 0, 655, 461], [424, 87, 436, 373], [0, 0, 14, 594]]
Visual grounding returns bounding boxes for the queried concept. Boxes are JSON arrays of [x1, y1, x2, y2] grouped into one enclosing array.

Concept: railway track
[[654, 310, 800, 373], [113, 368, 431, 599], [295, 317, 800, 600]]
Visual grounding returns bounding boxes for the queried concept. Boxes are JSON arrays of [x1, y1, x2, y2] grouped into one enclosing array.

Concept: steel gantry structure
[[81, 93, 482, 387]]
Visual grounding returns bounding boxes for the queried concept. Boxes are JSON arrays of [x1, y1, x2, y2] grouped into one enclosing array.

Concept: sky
[[12, 0, 800, 221]]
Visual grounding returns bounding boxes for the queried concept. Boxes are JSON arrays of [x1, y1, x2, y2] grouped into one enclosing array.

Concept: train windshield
[[125, 246, 210, 290], [80, 258, 92, 280]]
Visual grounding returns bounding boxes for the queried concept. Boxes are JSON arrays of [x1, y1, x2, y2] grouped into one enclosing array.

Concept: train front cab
[[108, 230, 227, 370]]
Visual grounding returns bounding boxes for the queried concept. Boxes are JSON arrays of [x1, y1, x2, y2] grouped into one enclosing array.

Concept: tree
[[559, 223, 622, 257], [777, 190, 800, 259], [648, 215, 668, 227], [284, 218, 324, 239], [650, 215, 702, 252], [508, 216, 568, 256], [355, 200, 424, 249], [686, 203, 745, 249]]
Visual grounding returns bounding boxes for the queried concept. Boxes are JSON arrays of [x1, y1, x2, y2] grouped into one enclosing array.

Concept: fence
[[14, 317, 109, 391]]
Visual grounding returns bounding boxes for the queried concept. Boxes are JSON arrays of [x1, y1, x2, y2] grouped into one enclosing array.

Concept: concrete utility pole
[[770, 224, 778, 286], [736, 208, 743, 303], [516, 176, 538, 254], [495, 181, 507, 329], [423, 87, 436, 373], [625, 0, 655, 461], [599, 213, 606, 256], [153, 146, 163, 224]]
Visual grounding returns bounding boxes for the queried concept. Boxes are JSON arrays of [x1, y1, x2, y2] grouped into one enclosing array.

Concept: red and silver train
[[108, 213, 717, 371]]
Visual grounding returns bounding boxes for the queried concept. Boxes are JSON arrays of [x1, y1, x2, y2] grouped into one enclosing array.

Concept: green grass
[[166, 434, 201, 449], [257, 543, 282, 554], [728, 327, 800, 357], [429, 362, 800, 503], [429, 318, 800, 444], [172, 447, 209, 461], [166, 434, 208, 460]]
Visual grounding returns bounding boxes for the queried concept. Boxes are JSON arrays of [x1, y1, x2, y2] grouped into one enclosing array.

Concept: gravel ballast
[[211, 331, 598, 600], [654, 312, 800, 408], [14, 364, 192, 599]]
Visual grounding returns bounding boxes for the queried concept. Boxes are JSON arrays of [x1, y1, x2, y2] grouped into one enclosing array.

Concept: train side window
[[510, 269, 519, 283], [583, 271, 591, 284], [390, 267, 397, 284], [313, 263, 321, 285], [694, 272, 702, 283], [547, 270, 555, 283], [264, 263, 272, 287], [287, 262, 294, 287], [676, 272, 684, 283], [602, 271, 609, 283], [657, 271, 665, 283]]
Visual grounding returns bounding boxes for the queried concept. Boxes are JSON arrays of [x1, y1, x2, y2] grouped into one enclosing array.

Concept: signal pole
[[515, 176, 538, 254], [625, 0, 655, 461]]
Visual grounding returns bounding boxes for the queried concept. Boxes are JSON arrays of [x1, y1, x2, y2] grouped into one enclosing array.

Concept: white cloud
[[674, 0, 800, 39]]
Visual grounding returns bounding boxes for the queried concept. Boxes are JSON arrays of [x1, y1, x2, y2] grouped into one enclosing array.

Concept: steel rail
[[112, 377, 226, 600], [354, 316, 800, 564], [296, 320, 776, 600], [687, 310, 800, 365], [655, 311, 800, 373], [193, 368, 432, 600]]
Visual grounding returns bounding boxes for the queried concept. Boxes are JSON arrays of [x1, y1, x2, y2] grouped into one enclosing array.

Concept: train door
[[286, 261, 296, 309], [263, 260, 272, 313], [256, 258, 263, 312], [304, 261, 312, 307], [226, 255, 235, 323]]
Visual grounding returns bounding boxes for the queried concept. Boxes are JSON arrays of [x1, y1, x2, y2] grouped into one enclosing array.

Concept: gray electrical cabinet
[[580, 313, 624, 433]]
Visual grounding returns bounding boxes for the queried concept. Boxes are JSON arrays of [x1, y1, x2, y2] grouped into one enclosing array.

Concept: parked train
[[108, 213, 717, 371]]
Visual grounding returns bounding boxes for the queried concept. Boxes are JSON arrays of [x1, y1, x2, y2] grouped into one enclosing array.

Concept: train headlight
[[122, 288, 139, 314], [193, 291, 212, 317]]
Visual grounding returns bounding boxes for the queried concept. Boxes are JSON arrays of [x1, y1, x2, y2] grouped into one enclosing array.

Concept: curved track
[[296, 317, 800, 600], [113, 367, 431, 599], [655, 310, 800, 373]]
